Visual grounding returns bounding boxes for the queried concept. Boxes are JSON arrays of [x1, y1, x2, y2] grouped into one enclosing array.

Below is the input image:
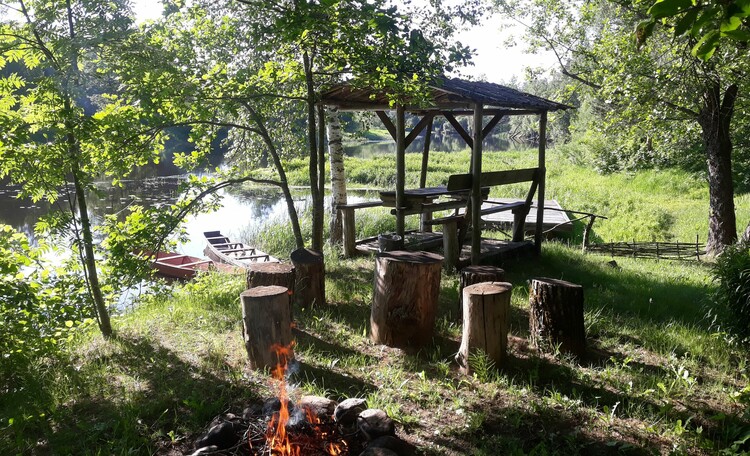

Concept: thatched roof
[[320, 77, 570, 113]]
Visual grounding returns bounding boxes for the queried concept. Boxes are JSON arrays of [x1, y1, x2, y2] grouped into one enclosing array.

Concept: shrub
[[713, 242, 750, 338]]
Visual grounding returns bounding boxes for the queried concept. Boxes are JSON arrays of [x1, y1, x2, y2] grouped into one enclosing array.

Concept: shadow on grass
[[3, 334, 261, 455]]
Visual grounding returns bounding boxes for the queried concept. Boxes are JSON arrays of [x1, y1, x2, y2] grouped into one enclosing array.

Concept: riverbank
[[4, 150, 750, 454], [4, 242, 748, 454]]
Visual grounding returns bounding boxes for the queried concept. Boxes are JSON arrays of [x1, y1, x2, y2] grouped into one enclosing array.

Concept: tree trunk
[[241, 285, 293, 370], [327, 106, 347, 245], [304, 52, 323, 251], [244, 104, 303, 249], [528, 278, 586, 359], [290, 248, 325, 308], [456, 282, 512, 374], [371, 251, 443, 348], [743, 220, 750, 244], [698, 83, 738, 256]]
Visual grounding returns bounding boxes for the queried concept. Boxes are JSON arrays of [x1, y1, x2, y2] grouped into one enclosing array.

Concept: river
[[0, 136, 528, 257]]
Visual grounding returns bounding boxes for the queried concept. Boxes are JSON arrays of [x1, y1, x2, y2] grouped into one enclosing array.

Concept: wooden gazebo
[[320, 77, 570, 265]]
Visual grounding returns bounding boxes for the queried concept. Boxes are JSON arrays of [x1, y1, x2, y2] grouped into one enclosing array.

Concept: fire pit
[[190, 345, 414, 456]]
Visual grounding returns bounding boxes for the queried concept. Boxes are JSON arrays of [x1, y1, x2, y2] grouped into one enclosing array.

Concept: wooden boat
[[147, 251, 215, 280], [203, 231, 279, 267]]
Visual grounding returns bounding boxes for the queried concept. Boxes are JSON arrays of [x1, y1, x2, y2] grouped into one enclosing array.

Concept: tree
[[495, 0, 747, 254], [0, 0, 162, 337], [640, 0, 750, 61]]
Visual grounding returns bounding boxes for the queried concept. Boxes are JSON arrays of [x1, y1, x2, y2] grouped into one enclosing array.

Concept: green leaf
[[720, 16, 742, 32], [65, 320, 74, 328], [635, 20, 656, 48], [722, 29, 750, 40], [691, 6, 721, 35], [673, 8, 700, 36], [648, 0, 694, 19], [692, 29, 721, 60]]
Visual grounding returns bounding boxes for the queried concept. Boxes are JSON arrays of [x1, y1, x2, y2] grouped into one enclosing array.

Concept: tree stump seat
[[456, 281, 512, 374], [290, 248, 325, 308], [241, 285, 293, 370], [458, 265, 506, 320], [370, 251, 443, 348], [528, 277, 586, 359]]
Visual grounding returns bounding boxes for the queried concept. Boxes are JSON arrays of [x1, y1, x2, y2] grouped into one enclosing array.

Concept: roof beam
[[481, 113, 504, 141], [375, 111, 397, 141], [404, 113, 434, 148]]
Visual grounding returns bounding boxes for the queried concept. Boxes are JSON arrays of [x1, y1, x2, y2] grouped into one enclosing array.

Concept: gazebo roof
[[320, 77, 571, 113]]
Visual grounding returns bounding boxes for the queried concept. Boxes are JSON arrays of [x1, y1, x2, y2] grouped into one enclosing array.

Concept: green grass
[[4, 150, 750, 455], [275, 147, 749, 245]]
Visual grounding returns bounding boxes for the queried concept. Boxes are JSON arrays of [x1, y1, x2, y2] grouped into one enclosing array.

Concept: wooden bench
[[336, 200, 384, 257], [425, 168, 540, 270]]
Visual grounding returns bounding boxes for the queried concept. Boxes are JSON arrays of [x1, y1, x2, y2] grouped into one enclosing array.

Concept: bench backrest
[[447, 167, 539, 191]]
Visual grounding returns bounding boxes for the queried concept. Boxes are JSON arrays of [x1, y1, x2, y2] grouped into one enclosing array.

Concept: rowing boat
[[203, 231, 279, 267]]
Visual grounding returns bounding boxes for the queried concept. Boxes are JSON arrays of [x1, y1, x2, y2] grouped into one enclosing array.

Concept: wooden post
[[459, 265, 506, 320], [371, 251, 443, 348], [341, 207, 356, 257], [290, 248, 325, 308], [419, 115, 434, 189], [442, 219, 459, 273], [395, 105, 406, 237], [582, 215, 597, 252], [241, 286, 293, 370], [456, 282, 512, 374], [511, 207, 527, 242], [528, 278, 586, 359], [535, 112, 547, 255], [471, 103, 483, 265]]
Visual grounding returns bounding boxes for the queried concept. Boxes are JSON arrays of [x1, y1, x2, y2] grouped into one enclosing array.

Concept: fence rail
[[587, 240, 705, 260]]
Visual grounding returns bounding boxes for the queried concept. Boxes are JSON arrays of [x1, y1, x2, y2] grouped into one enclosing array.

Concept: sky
[[131, 0, 555, 84]]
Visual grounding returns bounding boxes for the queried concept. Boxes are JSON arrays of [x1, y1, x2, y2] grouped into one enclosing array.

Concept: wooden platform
[[481, 199, 572, 233]]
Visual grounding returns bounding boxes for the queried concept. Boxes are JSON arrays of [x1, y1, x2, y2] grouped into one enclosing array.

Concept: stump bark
[[528, 278, 586, 359], [371, 251, 443, 348], [458, 265, 506, 320], [240, 285, 293, 370], [290, 248, 325, 308], [246, 262, 295, 291], [456, 282, 512, 374]]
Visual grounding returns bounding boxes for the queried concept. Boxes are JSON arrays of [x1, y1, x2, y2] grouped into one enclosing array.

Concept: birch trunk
[[327, 107, 347, 244]]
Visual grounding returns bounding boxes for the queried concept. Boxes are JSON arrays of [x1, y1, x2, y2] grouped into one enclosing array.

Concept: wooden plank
[[481, 114, 504, 140], [482, 199, 573, 233], [375, 111, 397, 141], [447, 168, 538, 191], [443, 112, 473, 148], [336, 201, 382, 210], [405, 114, 433, 148], [420, 116, 434, 189]]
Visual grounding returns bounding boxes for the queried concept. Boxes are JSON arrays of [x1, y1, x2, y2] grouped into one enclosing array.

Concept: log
[[458, 265, 506, 320], [528, 278, 586, 359], [290, 248, 325, 308], [371, 251, 443, 348], [246, 262, 295, 290], [240, 285, 293, 370], [456, 282, 512, 374]]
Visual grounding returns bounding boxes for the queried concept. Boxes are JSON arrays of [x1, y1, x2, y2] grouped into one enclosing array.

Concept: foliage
[[640, 0, 750, 61], [712, 241, 750, 338], [0, 225, 90, 379]]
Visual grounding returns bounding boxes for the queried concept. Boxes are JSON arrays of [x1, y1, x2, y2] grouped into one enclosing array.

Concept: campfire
[[261, 343, 346, 455], [190, 342, 412, 456]]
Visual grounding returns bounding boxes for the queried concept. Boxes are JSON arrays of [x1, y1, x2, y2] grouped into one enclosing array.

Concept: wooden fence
[[587, 238, 705, 261]]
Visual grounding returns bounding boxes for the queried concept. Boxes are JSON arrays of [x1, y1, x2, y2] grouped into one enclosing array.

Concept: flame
[[265, 341, 346, 455], [266, 342, 299, 455]]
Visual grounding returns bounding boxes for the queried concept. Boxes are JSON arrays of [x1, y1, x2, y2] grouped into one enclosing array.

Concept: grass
[[3, 150, 750, 454]]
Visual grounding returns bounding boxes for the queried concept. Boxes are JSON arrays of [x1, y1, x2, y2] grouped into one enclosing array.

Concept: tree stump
[[528, 278, 586, 359], [458, 265, 506, 320], [240, 285, 293, 370], [371, 251, 443, 348], [290, 248, 325, 308], [246, 262, 295, 289], [456, 282, 512, 374]]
